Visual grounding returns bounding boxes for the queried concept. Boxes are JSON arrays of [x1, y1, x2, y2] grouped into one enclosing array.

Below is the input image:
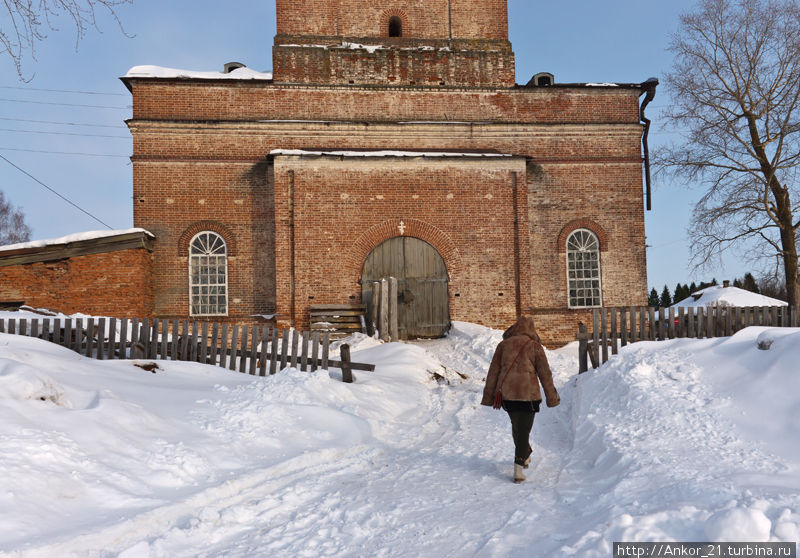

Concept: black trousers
[[502, 400, 540, 465]]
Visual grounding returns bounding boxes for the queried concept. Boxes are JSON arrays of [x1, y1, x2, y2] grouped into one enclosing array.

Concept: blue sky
[[0, 0, 748, 292]]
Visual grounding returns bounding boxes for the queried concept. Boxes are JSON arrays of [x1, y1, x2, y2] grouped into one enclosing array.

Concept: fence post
[[379, 279, 389, 342], [578, 323, 588, 374], [610, 308, 618, 355], [600, 308, 608, 364], [96, 318, 106, 359], [591, 309, 600, 366], [388, 277, 399, 341], [84, 318, 95, 357], [370, 281, 380, 336], [340, 343, 353, 383], [269, 328, 280, 374]]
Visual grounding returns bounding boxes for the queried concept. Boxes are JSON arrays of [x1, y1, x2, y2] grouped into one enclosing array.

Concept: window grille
[[189, 231, 228, 316], [566, 229, 602, 308]]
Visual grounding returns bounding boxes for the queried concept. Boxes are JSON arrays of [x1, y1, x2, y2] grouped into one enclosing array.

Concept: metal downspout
[[639, 77, 659, 211]]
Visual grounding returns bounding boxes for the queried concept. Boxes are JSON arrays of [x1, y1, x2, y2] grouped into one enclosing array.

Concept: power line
[[0, 97, 130, 110], [0, 152, 114, 229], [0, 146, 128, 158], [0, 85, 128, 97], [0, 116, 127, 129], [0, 127, 130, 139]]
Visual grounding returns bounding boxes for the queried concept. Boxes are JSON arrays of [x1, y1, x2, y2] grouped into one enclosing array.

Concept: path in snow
[[10, 324, 799, 557]]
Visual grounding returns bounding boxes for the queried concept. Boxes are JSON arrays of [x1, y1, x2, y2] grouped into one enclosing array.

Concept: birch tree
[[0, 190, 31, 245], [661, 0, 800, 308]]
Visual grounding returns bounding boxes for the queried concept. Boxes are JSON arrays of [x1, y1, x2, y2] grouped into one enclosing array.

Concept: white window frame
[[566, 228, 602, 309], [189, 231, 229, 317]]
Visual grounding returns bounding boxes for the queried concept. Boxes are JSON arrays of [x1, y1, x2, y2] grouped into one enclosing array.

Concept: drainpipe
[[288, 170, 296, 326], [448, 0, 453, 40], [639, 77, 658, 211]]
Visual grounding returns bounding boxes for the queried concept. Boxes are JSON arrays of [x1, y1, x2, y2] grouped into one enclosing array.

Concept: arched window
[[189, 231, 228, 316], [566, 229, 602, 308], [388, 16, 403, 37]]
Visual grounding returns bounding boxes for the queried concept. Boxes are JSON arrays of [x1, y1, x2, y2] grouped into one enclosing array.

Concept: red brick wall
[[271, 155, 528, 330], [0, 249, 153, 317], [275, 0, 509, 40], [132, 161, 274, 320], [272, 44, 515, 87], [126, 80, 647, 346], [129, 82, 641, 124]]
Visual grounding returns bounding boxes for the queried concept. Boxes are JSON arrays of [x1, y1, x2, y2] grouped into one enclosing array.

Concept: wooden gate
[[361, 237, 450, 339]]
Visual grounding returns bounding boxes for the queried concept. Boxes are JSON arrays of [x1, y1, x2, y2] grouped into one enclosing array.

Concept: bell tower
[[272, 0, 515, 87]]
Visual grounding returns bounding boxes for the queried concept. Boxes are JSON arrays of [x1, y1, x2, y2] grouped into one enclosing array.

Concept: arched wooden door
[[361, 237, 450, 339]]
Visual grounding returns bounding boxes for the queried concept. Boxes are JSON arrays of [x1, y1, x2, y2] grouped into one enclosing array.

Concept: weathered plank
[[259, 328, 269, 377], [150, 318, 160, 359], [85, 318, 95, 357], [270, 328, 280, 375], [290, 329, 300, 369], [219, 323, 230, 369], [187, 321, 197, 362], [210, 323, 220, 366], [238, 325, 249, 373], [249, 326, 259, 375], [322, 332, 330, 370], [96, 317, 106, 360], [277, 328, 287, 370], [610, 309, 618, 355], [229, 325, 240, 371], [591, 309, 600, 366], [600, 308, 609, 364], [200, 322, 209, 363], [340, 343, 353, 383]]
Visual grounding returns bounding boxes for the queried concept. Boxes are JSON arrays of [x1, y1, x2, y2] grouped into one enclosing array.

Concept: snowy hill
[[673, 285, 787, 308], [0, 322, 798, 556]]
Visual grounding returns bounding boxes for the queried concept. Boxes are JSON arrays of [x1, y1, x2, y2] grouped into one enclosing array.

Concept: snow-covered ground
[[0, 321, 798, 557]]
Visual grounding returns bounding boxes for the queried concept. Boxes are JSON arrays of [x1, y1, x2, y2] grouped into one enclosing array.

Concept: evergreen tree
[[742, 272, 760, 294], [689, 282, 698, 295], [648, 287, 660, 308], [733, 278, 743, 288], [660, 284, 673, 308]]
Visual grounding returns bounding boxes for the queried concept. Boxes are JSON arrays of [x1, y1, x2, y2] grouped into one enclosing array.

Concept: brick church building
[[1, 0, 656, 346]]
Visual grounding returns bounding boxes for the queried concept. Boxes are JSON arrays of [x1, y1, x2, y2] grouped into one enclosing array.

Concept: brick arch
[[557, 219, 609, 253], [380, 8, 410, 37], [348, 219, 460, 281], [177, 221, 237, 256]]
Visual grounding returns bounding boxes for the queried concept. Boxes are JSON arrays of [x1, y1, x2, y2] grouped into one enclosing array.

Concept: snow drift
[[0, 322, 797, 557]]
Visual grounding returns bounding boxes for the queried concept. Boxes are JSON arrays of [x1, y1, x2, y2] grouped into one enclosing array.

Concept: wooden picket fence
[[0, 317, 375, 381], [578, 305, 798, 373]]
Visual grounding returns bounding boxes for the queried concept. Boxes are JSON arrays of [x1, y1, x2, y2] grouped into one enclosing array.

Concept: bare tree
[[660, 0, 800, 309], [1, 0, 131, 79], [0, 190, 31, 245]]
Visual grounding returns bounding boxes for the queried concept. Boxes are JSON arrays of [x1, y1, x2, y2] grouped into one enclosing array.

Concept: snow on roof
[[672, 285, 788, 308], [124, 65, 273, 81], [584, 82, 620, 87], [0, 228, 154, 253], [270, 149, 514, 158]]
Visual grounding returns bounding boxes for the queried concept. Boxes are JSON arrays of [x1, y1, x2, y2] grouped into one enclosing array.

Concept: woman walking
[[481, 315, 560, 483]]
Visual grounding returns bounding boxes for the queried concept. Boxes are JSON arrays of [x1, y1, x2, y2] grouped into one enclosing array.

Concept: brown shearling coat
[[481, 316, 560, 408]]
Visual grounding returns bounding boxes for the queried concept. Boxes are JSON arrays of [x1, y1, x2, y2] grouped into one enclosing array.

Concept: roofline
[[0, 230, 154, 267], [120, 75, 648, 93]]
